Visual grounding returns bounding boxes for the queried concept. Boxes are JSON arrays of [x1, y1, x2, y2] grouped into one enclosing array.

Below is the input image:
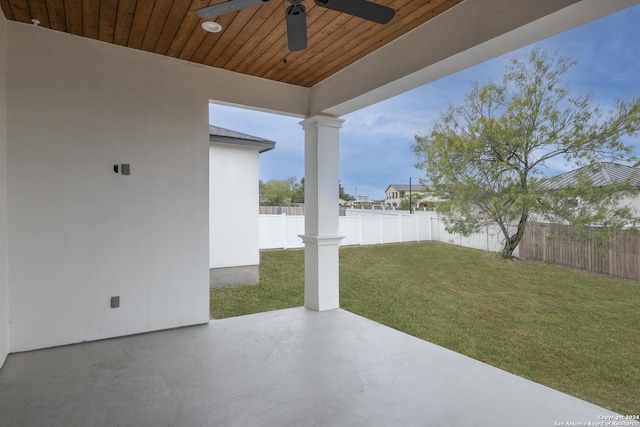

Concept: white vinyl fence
[[259, 212, 518, 255], [259, 214, 305, 249]]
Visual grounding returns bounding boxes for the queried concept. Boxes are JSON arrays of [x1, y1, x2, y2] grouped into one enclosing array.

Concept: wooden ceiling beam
[[127, 0, 155, 49], [192, 10, 240, 63], [153, 0, 191, 54], [81, 0, 99, 39], [64, 0, 83, 35], [165, 0, 209, 58], [0, 0, 16, 20], [140, 0, 172, 52], [26, 0, 49, 27], [221, 1, 282, 70], [45, 0, 66, 32], [112, 0, 137, 46], [10, 0, 32, 23], [98, 0, 118, 43], [296, 0, 461, 87]]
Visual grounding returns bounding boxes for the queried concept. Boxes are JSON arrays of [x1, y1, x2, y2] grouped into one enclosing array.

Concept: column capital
[[299, 115, 345, 130]]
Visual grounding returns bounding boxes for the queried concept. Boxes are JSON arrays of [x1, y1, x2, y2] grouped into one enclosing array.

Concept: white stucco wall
[[5, 24, 215, 352], [0, 12, 9, 366], [1, 18, 308, 353], [209, 143, 260, 269]]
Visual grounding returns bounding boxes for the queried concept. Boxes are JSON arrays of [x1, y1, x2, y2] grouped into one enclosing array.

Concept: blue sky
[[209, 4, 640, 201]]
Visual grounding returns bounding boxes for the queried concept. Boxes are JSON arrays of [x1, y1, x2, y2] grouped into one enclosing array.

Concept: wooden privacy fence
[[519, 222, 640, 281]]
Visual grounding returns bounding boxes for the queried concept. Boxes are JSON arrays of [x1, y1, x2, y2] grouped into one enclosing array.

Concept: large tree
[[260, 177, 298, 206], [339, 180, 354, 201], [260, 177, 354, 205], [291, 178, 305, 204], [413, 48, 640, 258]]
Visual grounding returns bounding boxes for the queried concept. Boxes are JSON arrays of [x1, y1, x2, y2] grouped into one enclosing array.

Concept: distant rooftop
[[209, 125, 275, 153], [385, 184, 431, 193], [540, 162, 640, 190]]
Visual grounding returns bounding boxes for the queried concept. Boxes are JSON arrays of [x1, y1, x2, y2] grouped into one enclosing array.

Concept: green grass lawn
[[210, 241, 640, 415]]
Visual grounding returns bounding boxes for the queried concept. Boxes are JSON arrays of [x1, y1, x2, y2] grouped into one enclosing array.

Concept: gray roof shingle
[[209, 125, 276, 153], [385, 184, 431, 193], [540, 162, 640, 190]]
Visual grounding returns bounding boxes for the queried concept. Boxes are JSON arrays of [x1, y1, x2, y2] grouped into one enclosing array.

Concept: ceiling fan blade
[[196, 0, 273, 19], [285, 4, 307, 52], [314, 0, 394, 24]]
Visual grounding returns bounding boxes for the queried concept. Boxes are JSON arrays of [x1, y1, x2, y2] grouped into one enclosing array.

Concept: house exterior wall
[[384, 186, 431, 207], [0, 12, 9, 366], [209, 143, 260, 287], [620, 194, 640, 215], [1, 18, 307, 354], [533, 193, 640, 226], [385, 192, 413, 207], [384, 184, 437, 207], [5, 23, 215, 352]]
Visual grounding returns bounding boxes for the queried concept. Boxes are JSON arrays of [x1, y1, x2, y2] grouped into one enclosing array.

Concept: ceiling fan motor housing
[[195, 0, 395, 51]]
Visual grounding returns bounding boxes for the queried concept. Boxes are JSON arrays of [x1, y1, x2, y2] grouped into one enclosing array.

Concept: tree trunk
[[500, 214, 528, 259], [501, 237, 519, 259]]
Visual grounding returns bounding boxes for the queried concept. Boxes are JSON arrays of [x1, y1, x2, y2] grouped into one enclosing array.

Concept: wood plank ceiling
[[0, 0, 464, 87]]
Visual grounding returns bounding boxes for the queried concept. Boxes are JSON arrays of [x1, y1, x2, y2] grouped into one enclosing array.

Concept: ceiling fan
[[195, 0, 396, 52]]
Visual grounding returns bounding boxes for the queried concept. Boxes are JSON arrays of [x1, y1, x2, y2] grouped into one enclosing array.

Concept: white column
[[299, 115, 345, 311]]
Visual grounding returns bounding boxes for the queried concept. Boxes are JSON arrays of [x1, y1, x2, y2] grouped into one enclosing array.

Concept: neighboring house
[[372, 200, 386, 209], [209, 126, 275, 288], [384, 184, 436, 208], [539, 162, 640, 218], [340, 198, 383, 208]]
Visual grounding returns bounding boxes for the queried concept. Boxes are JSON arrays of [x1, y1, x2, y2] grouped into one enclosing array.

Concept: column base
[[298, 234, 345, 311]]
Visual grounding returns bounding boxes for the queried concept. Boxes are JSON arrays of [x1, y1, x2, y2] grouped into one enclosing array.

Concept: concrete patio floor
[[0, 307, 628, 427]]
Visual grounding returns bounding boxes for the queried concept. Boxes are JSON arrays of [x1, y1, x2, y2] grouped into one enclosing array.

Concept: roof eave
[[210, 135, 276, 153]]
